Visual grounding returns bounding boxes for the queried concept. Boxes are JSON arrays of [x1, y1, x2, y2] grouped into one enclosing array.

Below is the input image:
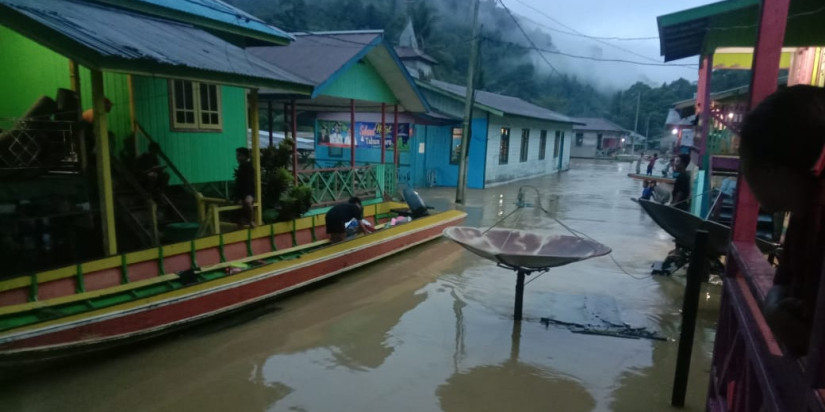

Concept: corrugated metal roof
[[250, 32, 430, 113], [94, 0, 293, 45], [425, 79, 577, 124], [572, 117, 628, 133], [395, 46, 438, 64], [657, 0, 825, 62], [0, 0, 311, 90], [249, 32, 383, 86]]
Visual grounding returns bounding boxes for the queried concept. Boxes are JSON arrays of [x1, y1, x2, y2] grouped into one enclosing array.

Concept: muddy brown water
[[0, 159, 720, 411]]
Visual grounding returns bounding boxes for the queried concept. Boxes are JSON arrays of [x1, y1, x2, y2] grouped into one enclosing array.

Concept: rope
[[518, 185, 650, 281]]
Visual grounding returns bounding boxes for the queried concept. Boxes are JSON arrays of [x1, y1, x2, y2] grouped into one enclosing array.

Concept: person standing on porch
[[233, 147, 256, 228]]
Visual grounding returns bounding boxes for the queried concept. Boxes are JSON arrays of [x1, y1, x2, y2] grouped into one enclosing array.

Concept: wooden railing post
[[672, 230, 708, 407]]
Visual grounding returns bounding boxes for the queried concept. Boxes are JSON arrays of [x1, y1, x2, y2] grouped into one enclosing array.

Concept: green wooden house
[[0, 0, 310, 276]]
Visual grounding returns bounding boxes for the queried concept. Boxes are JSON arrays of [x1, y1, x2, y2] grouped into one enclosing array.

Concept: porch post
[[68, 60, 87, 171], [350, 99, 356, 168], [250, 89, 262, 225], [696, 55, 713, 216], [267, 100, 274, 147], [730, 0, 790, 244], [91, 69, 117, 256], [393, 104, 399, 168], [292, 99, 298, 183], [380, 102, 386, 164]]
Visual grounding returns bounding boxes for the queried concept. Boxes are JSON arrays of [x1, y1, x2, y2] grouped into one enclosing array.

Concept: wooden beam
[[381, 103, 386, 164], [68, 60, 87, 171], [730, 0, 790, 244], [91, 69, 117, 256], [292, 100, 298, 183], [250, 89, 262, 226]]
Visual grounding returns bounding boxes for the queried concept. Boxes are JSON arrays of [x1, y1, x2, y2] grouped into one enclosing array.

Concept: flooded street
[[0, 159, 721, 412]]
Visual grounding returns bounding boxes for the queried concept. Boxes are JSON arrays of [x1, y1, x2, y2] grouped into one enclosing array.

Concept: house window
[[539, 130, 547, 160], [499, 127, 510, 165], [575, 132, 584, 147], [520, 129, 529, 162], [554, 131, 561, 157], [170, 80, 222, 131], [450, 127, 462, 165]]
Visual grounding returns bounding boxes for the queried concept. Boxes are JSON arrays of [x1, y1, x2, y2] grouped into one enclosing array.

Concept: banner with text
[[317, 120, 410, 151]]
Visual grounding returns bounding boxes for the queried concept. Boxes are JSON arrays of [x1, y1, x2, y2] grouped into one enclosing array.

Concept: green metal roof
[[657, 0, 825, 62]]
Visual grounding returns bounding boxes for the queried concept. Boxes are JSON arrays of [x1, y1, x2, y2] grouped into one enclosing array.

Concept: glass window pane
[[210, 113, 219, 124], [176, 112, 185, 124], [184, 81, 193, 110], [185, 112, 194, 124]]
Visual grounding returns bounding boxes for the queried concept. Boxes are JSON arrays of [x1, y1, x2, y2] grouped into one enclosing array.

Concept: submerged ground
[[0, 159, 720, 412]]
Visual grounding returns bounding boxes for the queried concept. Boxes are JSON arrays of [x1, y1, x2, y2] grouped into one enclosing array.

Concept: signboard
[[317, 120, 410, 151], [680, 129, 695, 148]]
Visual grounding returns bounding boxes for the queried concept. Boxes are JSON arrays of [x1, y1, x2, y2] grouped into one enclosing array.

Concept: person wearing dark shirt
[[136, 142, 169, 199], [325, 197, 374, 243], [646, 153, 658, 175], [739, 85, 825, 356], [671, 154, 691, 211], [234, 147, 256, 227]]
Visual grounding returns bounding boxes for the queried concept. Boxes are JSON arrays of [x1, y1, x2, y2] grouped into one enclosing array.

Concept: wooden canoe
[[627, 173, 676, 185], [0, 201, 466, 363]]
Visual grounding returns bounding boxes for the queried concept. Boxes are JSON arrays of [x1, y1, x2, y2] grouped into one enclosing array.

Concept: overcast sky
[[504, 0, 718, 90]]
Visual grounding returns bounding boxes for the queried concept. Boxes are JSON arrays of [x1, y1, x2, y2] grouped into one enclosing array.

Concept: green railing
[[297, 164, 396, 207], [708, 129, 736, 156]]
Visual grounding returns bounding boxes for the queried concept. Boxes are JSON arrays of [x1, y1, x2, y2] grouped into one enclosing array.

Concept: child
[[646, 153, 658, 175], [640, 180, 654, 200], [739, 85, 825, 356]]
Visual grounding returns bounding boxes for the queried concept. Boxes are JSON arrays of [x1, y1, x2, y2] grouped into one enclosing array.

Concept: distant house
[[416, 79, 579, 188], [570, 118, 629, 158]]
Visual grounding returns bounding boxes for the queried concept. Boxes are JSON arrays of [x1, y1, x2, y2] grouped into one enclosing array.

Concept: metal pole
[[645, 114, 651, 152], [514, 270, 527, 321], [632, 92, 640, 155], [381, 102, 386, 164], [672, 230, 709, 407], [292, 100, 298, 183], [456, 0, 481, 205], [350, 99, 356, 168], [267, 100, 274, 147]]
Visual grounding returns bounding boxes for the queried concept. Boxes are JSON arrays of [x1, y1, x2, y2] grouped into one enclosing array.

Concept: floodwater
[[0, 159, 721, 412]]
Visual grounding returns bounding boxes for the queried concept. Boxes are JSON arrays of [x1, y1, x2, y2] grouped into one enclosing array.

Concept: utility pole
[[632, 92, 640, 155], [645, 113, 651, 151], [456, 0, 480, 205]]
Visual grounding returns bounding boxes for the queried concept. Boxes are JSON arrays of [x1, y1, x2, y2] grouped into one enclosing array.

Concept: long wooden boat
[[0, 201, 466, 364], [636, 199, 775, 256], [627, 173, 675, 185]]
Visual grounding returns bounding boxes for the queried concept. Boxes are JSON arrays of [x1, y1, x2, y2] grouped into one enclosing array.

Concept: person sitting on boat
[[640, 180, 654, 200], [739, 85, 825, 356], [670, 154, 691, 211], [326, 197, 375, 243], [652, 183, 672, 204], [234, 147, 256, 228]]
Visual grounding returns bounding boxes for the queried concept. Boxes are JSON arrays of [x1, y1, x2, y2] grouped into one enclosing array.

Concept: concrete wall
[[570, 130, 626, 158], [484, 115, 573, 186]]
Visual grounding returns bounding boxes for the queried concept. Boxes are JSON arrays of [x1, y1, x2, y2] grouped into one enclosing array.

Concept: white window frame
[[169, 79, 222, 131]]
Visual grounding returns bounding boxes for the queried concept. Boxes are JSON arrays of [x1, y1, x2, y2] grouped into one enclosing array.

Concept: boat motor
[[403, 187, 430, 219]]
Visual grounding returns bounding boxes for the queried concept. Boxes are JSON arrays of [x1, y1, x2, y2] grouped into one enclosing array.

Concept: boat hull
[[637, 199, 775, 256], [0, 210, 465, 361]]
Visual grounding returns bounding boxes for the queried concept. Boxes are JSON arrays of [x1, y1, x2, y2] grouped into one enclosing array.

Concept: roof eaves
[[416, 81, 504, 117], [381, 39, 431, 112], [94, 0, 293, 46], [311, 34, 384, 99]]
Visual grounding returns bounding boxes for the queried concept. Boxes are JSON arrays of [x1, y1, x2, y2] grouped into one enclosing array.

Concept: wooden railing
[[707, 241, 825, 411], [297, 164, 395, 207]]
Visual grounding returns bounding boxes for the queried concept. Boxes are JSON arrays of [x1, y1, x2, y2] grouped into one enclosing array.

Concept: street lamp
[[671, 128, 678, 135]]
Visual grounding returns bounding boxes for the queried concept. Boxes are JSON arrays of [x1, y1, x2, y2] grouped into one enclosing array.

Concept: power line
[[506, 0, 662, 63], [496, 0, 560, 76], [510, 0, 659, 41], [482, 36, 698, 68]]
